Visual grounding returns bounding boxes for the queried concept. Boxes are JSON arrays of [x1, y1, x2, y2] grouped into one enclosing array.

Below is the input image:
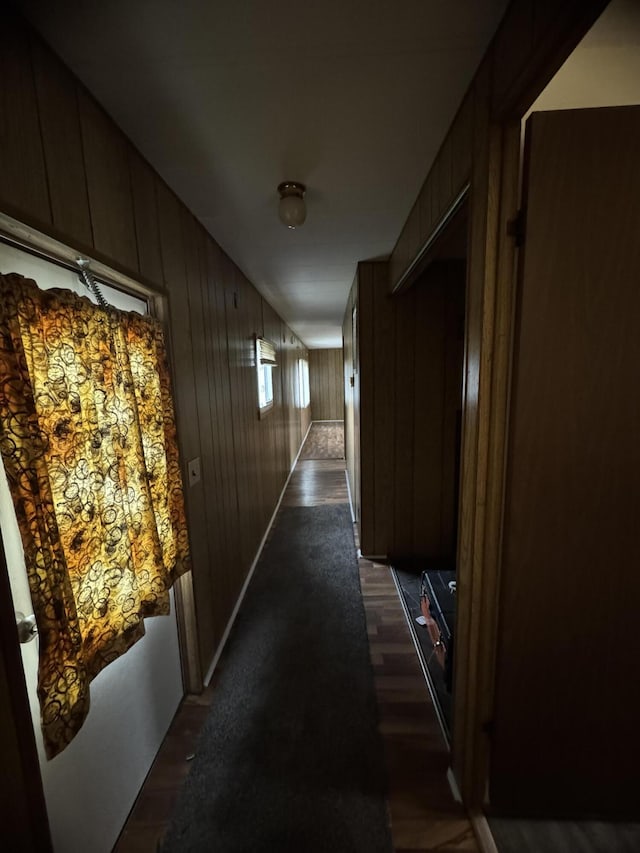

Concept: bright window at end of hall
[[297, 357, 310, 408], [256, 336, 277, 416]]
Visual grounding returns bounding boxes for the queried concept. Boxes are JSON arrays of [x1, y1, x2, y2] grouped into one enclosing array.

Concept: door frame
[[451, 0, 613, 819], [452, 117, 521, 808]]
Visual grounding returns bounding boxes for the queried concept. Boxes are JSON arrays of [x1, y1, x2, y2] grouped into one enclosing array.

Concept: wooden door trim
[[0, 535, 52, 851], [392, 183, 470, 296], [452, 118, 521, 806]]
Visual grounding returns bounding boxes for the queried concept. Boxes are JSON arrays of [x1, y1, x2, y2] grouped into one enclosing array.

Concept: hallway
[[116, 453, 476, 852]]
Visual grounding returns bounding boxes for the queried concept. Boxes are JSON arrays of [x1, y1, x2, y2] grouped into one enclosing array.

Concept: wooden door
[[490, 106, 640, 817]]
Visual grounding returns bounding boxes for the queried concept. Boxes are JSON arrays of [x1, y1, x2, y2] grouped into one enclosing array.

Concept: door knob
[[15, 612, 38, 644]]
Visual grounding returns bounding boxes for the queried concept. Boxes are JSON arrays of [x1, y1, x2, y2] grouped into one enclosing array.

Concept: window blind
[[257, 336, 277, 365]]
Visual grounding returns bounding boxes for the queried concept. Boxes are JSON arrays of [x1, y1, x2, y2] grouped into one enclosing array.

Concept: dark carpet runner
[[162, 503, 392, 853]]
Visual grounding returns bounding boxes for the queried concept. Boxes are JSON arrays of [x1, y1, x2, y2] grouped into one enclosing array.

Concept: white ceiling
[[16, 0, 512, 347]]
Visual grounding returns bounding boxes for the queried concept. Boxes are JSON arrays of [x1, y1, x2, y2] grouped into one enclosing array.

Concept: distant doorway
[[391, 196, 468, 743]]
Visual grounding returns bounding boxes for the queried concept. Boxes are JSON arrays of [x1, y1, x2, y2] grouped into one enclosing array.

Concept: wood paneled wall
[[357, 262, 393, 557], [0, 10, 310, 680], [342, 277, 360, 525], [392, 262, 465, 561], [352, 260, 464, 560], [309, 348, 344, 421], [351, 0, 611, 812], [388, 0, 608, 294]]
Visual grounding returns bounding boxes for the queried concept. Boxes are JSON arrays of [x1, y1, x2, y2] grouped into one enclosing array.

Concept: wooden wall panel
[[225, 268, 266, 573], [355, 257, 464, 561], [388, 0, 607, 295], [204, 241, 240, 624], [410, 280, 445, 555], [309, 349, 344, 421], [490, 0, 607, 119], [129, 150, 163, 285], [78, 90, 138, 274], [157, 183, 212, 666], [342, 276, 359, 527], [0, 13, 51, 228], [30, 36, 92, 248], [450, 91, 474, 199], [391, 287, 415, 556], [181, 210, 223, 651], [451, 60, 495, 801], [357, 263, 376, 553], [356, 262, 395, 557], [410, 263, 464, 558], [371, 264, 395, 556]]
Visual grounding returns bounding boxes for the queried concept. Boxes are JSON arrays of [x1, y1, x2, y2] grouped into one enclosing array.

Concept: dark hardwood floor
[[115, 457, 476, 852]]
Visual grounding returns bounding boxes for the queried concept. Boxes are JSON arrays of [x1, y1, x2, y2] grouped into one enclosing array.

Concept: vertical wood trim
[[392, 287, 416, 556], [358, 263, 375, 553], [490, 0, 608, 120], [388, 0, 607, 293], [181, 210, 219, 650], [372, 263, 394, 556], [465, 121, 520, 808], [129, 150, 163, 285], [157, 182, 207, 673], [172, 570, 202, 694], [29, 34, 93, 248], [0, 12, 51, 229], [78, 88, 139, 273], [453, 60, 509, 804], [309, 349, 344, 421], [411, 273, 446, 555]]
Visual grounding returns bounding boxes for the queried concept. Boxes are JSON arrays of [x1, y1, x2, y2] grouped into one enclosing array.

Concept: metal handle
[[16, 612, 38, 644]]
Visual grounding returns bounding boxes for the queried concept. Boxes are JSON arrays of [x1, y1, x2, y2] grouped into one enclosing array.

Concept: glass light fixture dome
[[277, 181, 306, 228]]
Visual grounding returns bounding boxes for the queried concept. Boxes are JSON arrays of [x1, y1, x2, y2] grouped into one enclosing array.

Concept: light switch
[[187, 457, 201, 486]]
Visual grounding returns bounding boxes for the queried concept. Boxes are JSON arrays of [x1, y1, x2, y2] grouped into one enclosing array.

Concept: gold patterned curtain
[[0, 273, 190, 758]]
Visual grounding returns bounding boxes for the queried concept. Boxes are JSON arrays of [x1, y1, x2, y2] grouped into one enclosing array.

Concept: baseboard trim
[[345, 470, 355, 523], [390, 566, 450, 747], [447, 766, 462, 803], [203, 427, 311, 686], [470, 810, 499, 853]]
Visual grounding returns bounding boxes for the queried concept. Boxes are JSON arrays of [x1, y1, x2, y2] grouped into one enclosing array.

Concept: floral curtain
[[0, 273, 190, 758]]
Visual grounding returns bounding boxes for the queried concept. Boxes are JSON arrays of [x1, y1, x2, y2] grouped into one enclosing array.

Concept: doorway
[[390, 200, 468, 741], [487, 0, 640, 840]]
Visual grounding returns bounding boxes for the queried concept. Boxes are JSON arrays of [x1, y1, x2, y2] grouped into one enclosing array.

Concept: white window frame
[[297, 357, 310, 409], [256, 336, 277, 418]]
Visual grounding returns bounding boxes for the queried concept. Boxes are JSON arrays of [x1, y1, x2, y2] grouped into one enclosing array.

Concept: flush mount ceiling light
[[278, 181, 306, 228]]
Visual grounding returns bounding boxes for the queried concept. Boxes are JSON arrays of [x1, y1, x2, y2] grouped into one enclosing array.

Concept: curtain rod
[[1, 229, 109, 308], [0, 212, 154, 304]]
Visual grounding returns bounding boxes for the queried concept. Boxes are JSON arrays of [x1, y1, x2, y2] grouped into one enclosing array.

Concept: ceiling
[[15, 0, 513, 347]]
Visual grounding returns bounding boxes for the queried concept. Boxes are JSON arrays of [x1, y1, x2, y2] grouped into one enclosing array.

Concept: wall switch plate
[[187, 457, 201, 486]]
